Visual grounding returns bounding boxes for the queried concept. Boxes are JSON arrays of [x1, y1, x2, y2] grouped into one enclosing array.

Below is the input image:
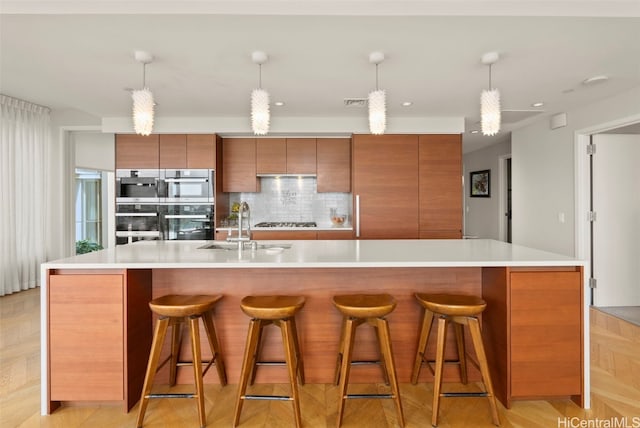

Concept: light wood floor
[[0, 288, 633, 428]]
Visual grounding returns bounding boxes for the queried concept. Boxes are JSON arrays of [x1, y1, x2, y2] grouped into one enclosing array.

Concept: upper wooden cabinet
[[419, 134, 462, 238], [159, 134, 216, 169], [286, 138, 316, 174], [317, 138, 351, 193], [352, 134, 420, 239], [222, 138, 260, 192], [256, 138, 286, 174], [255, 138, 316, 175], [115, 134, 159, 169]]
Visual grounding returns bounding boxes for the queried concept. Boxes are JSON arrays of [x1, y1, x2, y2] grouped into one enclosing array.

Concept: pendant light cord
[[141, 62, 147, 88], [258, 63, 263, 89], [375, 63, 380, 90], [488, 64, 493, 90]]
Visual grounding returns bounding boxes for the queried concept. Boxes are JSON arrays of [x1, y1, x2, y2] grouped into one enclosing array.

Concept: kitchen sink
[[198, 242, 292, 251]]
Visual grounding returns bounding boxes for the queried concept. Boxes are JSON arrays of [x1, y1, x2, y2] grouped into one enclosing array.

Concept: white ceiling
[[1, 1, 639, 152]]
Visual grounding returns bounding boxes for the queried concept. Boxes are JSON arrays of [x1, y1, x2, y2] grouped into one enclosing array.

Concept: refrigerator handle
[[355, 194, 361, 238]]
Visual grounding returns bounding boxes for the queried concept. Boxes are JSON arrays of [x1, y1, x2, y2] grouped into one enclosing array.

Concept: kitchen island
[[40, 239, 587, 414]]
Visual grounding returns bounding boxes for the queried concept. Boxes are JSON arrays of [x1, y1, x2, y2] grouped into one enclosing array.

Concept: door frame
[[497, 154, 511, 242]]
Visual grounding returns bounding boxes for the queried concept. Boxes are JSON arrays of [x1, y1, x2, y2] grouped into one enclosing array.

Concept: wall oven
[[160, 169, 213, 203], [116, 169, 160, 203], [115, 204, 161, 245], [161, 204, 213, 240]]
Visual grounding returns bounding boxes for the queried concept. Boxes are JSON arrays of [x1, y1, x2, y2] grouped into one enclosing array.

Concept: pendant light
[[368, 51, 386, 135], [251, 51, 270, 135], [480, 51, 501, 136], [131, 50, 155, 136]]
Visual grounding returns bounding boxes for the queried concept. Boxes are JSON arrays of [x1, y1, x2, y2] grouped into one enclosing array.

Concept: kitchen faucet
[[227, 201, 252, 250]]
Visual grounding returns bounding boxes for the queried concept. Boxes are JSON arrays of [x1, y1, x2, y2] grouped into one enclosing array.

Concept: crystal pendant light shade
[[132, 88, 154, 136], [481, 88, 500, 136], [251, 88, 270, 135], [368, 89, 386, 135]]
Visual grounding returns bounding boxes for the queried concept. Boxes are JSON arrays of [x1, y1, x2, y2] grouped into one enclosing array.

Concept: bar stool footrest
[[441, 392, 489, 398], [350, 360, 382, 366], [255, 361, 286, 366], [243, 394, 293, 401], [147, 393, 196, 399], [346, 393, 394, 399]]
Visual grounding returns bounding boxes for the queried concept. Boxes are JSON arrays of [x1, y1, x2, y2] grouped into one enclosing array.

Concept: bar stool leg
[[411, 309, 434, 384], [290, 316, 305, 385], [453, 323, 468, 385], [282, 318, 303, 428], [432, 315, 449, 427], [376, 317, 405, 427], [136, 317, 170, 428], [467, 317, 500, 426], [334, 316, 347, 385], [169, 318, 183, 386], [249, 320, 266, 385], [202, 310, 227, 385], [188, 316, 206, 428], [233, 318, 262, 427], [373, 323, 390, 385], [336, 317, 357, 428]]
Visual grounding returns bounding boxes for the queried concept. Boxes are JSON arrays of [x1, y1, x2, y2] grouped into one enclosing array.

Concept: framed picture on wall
[[470, 169, 491, 197]]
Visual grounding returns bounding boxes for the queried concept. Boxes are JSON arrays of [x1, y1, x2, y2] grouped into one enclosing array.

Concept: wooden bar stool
[[411, 293, 499, 427], [233, 295, 306, 428], [136, 294, 227, 428], [333, 293, 404, 428]]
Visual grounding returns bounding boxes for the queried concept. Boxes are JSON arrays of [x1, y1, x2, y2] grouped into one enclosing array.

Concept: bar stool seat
[[411, 293, 499, 427], [136, 294, 227, 428], [333, 293, 404, 428], [234, 295, 306, 428]]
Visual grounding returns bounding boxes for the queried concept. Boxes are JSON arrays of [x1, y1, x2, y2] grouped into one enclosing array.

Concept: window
[[75, 169, 103, 248]]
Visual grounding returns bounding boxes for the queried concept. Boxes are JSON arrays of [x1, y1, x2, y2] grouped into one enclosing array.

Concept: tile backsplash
[[229, 177, 351, 227]]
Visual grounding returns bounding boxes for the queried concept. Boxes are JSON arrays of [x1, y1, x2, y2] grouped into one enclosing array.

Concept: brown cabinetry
[[251, 230, 318, 240], [317, 229, 354, 240], [352, 134, 420, 239], [48, 270, 152, 412], [115, 134, 159, 169], [255, 138, 317, 175], [159, 134, 216, 169], [222, 138, 260, 192], [317, 138, 351, 193], [419, 134, 462, 238]]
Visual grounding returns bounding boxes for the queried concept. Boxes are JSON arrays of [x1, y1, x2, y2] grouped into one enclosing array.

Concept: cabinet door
[[317, 230, 354, 240], [286, 138, 316, 174], [251, 231, 317, 240], [352, 134, 419, 239], [419, 134, 462, 238], [510, 270, 583, 398], [116, 134, 159, 169], [256, 138, 286, 174], [187, 134, 216, 169], [49, 274, 124, 401], [222, 138, 260, 192], [317, 138, 351, 193], [159, 134, 187, 168]]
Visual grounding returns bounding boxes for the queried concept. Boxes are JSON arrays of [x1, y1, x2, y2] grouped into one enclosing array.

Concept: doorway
[[498, 155, 512, 243]]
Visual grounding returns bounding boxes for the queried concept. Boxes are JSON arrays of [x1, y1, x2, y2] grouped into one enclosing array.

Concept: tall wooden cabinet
[[419, 134, 462, 238], [352, 134, 420, 239]]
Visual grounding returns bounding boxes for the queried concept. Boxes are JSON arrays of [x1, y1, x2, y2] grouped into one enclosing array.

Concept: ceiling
[[1, 1, 639, 153]]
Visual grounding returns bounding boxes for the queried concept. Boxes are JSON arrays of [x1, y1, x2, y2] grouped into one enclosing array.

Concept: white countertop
[[42, 239, 585, 269]]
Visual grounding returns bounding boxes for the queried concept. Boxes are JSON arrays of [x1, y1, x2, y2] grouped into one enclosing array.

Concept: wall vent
[[343, 98, 368, 107]]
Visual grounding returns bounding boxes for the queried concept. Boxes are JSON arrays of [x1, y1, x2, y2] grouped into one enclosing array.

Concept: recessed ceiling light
[[531, 102, 544, 107], [470, 130, 479, 134], [274, 101, 285, 106], [582, 75, 609, 86], [401, 101, 412, 107]]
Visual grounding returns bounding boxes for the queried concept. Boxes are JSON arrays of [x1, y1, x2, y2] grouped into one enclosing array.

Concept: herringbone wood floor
[[3, 287, 628, 428]]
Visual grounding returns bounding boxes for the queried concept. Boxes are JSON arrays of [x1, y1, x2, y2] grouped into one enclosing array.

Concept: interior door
[[592, 134, 640, 306]]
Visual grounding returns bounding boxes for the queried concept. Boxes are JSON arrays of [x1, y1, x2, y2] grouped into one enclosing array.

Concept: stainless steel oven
[[115, 204, 161, 245], [116, 169, 160, 203], [161, 204, 214, 240], [160, 169, 213, 203]]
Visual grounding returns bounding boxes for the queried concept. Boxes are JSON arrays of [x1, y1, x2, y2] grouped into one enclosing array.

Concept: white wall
[[463, 140, 511, 239], [512, 86, 640, 256], [73, 132, 115, 171]]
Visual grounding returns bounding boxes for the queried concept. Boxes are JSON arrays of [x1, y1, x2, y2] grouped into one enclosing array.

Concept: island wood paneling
[[151, 267, 483, 386]]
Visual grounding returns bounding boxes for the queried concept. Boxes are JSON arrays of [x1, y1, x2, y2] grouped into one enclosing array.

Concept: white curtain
[[1, 95, 51, 296]]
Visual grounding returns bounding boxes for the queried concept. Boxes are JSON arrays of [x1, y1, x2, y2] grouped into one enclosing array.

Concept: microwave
[[160, 169, 213, 203], [115, 203, 161, 245], [116, 169, 160, 204]]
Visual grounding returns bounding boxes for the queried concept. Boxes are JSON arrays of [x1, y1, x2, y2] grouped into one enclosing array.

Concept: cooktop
[[254, 221, 317, 228]]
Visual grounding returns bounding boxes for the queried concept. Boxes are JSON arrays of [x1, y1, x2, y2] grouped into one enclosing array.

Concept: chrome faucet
[[227, 201, 252, 249]]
